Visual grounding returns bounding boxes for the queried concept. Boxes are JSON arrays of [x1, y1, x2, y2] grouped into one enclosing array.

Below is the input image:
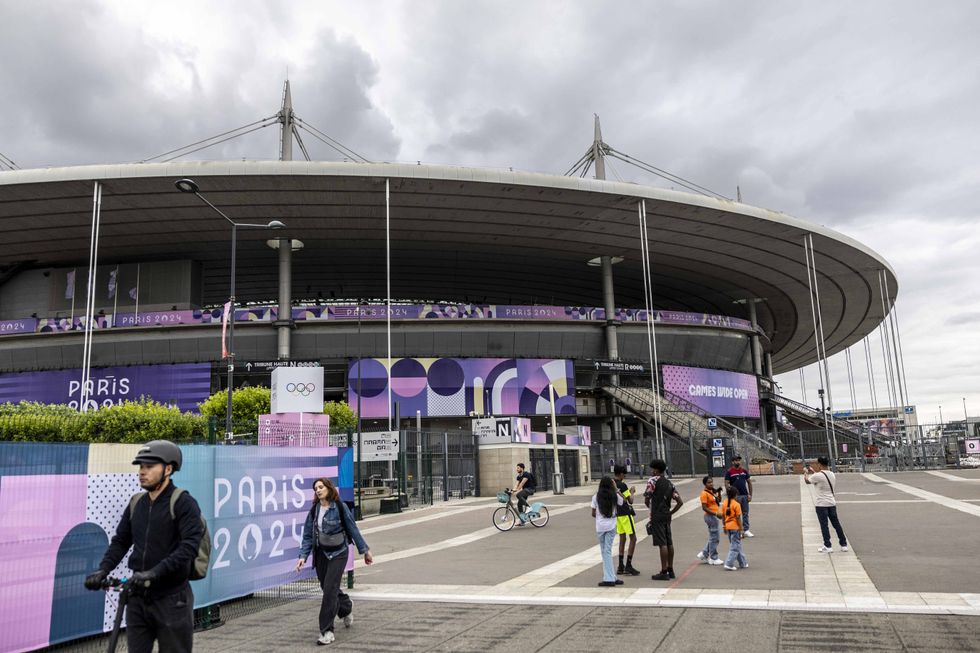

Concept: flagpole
[[134, 263, 140, 326], [111, 266, 119, 327], [69, 268, 76, 326]]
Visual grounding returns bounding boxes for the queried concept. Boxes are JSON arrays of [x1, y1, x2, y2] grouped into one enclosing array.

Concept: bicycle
[[492, 488, 550, 531]]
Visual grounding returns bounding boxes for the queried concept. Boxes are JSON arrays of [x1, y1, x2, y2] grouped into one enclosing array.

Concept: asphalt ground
[[63, 470, 980, 652]]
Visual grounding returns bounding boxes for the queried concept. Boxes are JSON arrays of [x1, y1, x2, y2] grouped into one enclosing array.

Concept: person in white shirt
[[591, 476, 625, 587], [803, 456, 849, 553]]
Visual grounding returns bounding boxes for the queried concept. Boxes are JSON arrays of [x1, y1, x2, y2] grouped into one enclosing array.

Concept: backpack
[[129, 488, 211, 580]]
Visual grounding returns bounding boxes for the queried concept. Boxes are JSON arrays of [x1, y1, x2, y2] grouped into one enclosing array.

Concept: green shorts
[[616, 514, 636, 535]]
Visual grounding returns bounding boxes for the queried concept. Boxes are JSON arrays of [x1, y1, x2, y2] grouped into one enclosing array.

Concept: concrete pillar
[[277, 238, 292, 359], [269, 238, 303, 359], [600, 255, 622, 442], [747, 300, 769, 438]]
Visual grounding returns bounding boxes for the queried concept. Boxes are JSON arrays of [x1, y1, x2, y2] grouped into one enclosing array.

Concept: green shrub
[[0, 399, 207, 443], [198, 386, 271, 424], [324, 400, 357, 433], [76, 397, 207, 443]]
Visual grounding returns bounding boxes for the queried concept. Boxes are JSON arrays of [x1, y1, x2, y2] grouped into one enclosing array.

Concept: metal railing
[[604, 383, 788, 461], [764, 391, 896, 448]]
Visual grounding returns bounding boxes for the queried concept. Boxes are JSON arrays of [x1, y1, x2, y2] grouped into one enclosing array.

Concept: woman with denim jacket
[[295, 477, 373, 645]]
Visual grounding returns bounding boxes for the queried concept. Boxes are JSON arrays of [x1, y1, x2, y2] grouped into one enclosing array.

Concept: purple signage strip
[[0, 318, 36, 334], [662, 365, 760, 419], [2, 304, 754, 336]]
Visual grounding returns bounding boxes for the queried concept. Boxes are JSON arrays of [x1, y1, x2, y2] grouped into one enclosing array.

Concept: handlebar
[[102, 576, 151, 590]]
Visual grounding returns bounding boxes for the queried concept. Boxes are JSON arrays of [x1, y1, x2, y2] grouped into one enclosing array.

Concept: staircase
[[603, 384, 789, 462], [764, 391, 895, 449]]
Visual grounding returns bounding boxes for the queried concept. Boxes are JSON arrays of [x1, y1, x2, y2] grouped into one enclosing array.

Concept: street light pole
[[174, 179, 284, 440], [226, 223, 238, 438], [964, 398, 970, 436]]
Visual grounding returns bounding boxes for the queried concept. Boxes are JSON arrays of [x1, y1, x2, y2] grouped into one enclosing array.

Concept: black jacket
[[99, 481, 204, 599]]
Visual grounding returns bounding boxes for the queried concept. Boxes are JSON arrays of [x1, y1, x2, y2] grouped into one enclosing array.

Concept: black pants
[[315, 547, 352, 634], [516, 488, 534, 512], [126, 586, 194, 653], [815, 505, 847, 548]]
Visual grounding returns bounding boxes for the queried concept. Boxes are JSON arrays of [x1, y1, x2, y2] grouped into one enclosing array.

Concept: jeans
[[315, 546, 350, 634], [737, 494, 750, 531], [700, 514, 720, 560], [126, 586, 194, 653], [725, 530, 747, 568], [815, 506, 847, 548], [598, 530, 616, 581], [516, 488, 534, 513]]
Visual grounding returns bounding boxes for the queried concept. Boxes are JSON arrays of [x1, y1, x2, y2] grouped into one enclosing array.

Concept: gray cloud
[[1, 0, 977, 413]]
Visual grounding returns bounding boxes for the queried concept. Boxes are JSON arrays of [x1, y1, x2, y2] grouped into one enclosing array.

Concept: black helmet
[[132, 440, 182, 472]]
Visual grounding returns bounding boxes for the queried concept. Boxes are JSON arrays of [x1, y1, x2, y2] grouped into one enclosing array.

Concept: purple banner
[[113, 309, 212, 327], [348, 357, 576, 418], [0, 363, 212, 412], [0, 318, 36, 334], [36, 315, 111, 333], [3, 304, 754, 337], [662, 365, 760, 418]]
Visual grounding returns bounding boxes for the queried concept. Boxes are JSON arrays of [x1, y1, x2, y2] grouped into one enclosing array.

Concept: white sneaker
[[696, 551, 706, 561], [744, 530, 754, 538], [708, 558, 724, 566], [740, 562, 748, 568], [818, 545, 833, 553], [317, 631, 335, 645], [841, 545, 849, 552], [343, 612, 353, 628], [723, 564, 737, 571]]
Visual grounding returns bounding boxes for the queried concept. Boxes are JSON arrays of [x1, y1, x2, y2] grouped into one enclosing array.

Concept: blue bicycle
[[493, 489, 550, 530]]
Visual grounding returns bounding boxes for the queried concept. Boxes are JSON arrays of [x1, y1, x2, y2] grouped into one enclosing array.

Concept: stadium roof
[[0, 161, 897, 373]]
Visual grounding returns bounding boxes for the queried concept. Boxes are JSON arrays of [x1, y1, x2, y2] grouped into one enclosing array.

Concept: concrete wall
[[478, 444, 591, 497]]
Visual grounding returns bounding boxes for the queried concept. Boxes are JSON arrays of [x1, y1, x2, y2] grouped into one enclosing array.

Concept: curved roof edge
[[0, 160, 897, 282]]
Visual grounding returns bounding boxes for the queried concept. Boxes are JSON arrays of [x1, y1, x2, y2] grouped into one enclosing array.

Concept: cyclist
[[512, 463, 537, 518], [84, 440, 204, 653]]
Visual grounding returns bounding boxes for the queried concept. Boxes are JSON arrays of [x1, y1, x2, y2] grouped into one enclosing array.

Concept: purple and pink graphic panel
[[0, 363, 212, 413], [257, 413, 331, 446], [348, 358, 576, 418], [0, 441, 354, 652], [662, 365, 760, 418]]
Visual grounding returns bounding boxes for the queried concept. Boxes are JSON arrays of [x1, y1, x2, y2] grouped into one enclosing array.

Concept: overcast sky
[[1, 1, 977, 423]]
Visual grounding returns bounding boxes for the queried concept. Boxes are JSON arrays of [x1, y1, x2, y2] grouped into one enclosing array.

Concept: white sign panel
[[270, 366, 324, 413], [472, 418, 512, 445], [965, 439, 980, 454], [353, 431, 400, 461]]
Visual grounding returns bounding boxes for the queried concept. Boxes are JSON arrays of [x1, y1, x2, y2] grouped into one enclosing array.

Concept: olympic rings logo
[[285, 382, 316, 396]]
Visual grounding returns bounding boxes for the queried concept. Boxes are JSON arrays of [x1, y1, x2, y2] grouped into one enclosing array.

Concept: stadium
[[0, 96, 900, 483]]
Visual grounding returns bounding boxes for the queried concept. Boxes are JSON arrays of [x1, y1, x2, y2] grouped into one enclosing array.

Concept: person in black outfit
[[84, 440, 204, 653], [645, 459, 683, 581], [512, 463, 536, 516]]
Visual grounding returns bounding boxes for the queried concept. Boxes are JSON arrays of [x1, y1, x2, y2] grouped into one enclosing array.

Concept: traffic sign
[[707, 418, 718, 430], [712, 438, 723, 449], [591, 360, 647, 375], [351, 431, 399, 461], [243, 360, 319, 372], [904, 406, 915, 414]]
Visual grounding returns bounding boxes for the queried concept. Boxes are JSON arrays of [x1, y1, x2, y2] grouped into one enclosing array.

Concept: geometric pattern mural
[[347, 357, 576, 418]]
